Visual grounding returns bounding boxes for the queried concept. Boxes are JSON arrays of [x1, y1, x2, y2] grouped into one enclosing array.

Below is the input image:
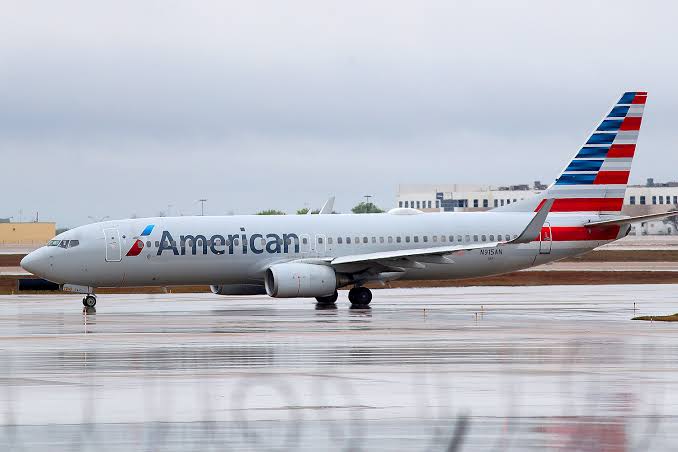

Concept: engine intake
[[265, 263, 338, 298]]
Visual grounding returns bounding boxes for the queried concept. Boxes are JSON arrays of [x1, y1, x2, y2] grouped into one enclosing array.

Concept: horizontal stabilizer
[[586, 210, 678, 228]]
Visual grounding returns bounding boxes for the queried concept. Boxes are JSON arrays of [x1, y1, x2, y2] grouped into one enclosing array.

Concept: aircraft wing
[[330, 199, 554, 268], [586, 210, 678, 228]]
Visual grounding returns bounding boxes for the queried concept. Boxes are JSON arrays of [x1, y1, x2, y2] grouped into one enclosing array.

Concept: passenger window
[[355, 237, 360, 244], [432, 236, 437, 242], [424, 236, 428, 242], [388, 236, 393, 243], [481, 235, 486, 241], [414, 236, 419, 243], [318, 237, 323, 244], [457, 235, 462, 242], [146, 241, 151, 248], [346, 237, 351, 244], [69, 240, 80, 248], [473, 235, 479, 242], [396, 236, 402, 243], [155, 241, 160, 247], [380, 237, 384, 243], [441, 235, 446, 242], [405, 236, 410, 243], [465, 235, 470, 242], [302, 237, 308, 245], [338, 237, 343, 244], [489, 235, 494, 241], [371, 237, 376, 243], [328, 237, 333, 244], [449, 235, 454, 242]]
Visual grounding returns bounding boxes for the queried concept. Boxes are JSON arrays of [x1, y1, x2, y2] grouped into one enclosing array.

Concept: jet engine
[[265, 263, 341, 298], [210, 284, 267, 295]]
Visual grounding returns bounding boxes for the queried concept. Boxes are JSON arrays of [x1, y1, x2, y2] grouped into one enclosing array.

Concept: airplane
[[20, 91, 678, 310]]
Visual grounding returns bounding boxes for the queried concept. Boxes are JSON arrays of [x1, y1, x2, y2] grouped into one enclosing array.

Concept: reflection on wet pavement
[[0, 285, 677, 451]]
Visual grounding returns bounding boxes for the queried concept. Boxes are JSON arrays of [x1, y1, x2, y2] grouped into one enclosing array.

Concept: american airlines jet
[[20, 91, 677, 309]]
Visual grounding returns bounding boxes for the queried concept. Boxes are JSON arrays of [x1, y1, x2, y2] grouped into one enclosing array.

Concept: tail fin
[[496, 91, 646, 214]]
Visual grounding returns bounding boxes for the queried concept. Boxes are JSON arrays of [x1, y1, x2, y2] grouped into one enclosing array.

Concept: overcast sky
[[1, 1, 676, 227]]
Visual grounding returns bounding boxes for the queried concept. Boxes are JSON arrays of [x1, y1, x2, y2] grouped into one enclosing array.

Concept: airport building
[[396, 179, 678, 235], [0, 220, 56, 246]]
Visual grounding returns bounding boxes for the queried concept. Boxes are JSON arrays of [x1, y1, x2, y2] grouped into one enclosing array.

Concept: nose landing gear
[[82, 295, 97, 308]]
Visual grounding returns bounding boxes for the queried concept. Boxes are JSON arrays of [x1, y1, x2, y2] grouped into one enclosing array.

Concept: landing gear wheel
[[82, 295, 97, 308], [315, 291, 338, 310], [315, 291, 338, 304], [348, 287, 372, 308]]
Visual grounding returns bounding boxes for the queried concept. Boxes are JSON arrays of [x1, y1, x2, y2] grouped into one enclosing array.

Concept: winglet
[[509, 198, 554, 244], [319, 196, 335, 214]]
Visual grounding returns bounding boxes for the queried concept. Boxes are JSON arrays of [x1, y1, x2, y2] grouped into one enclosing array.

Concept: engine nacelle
[[210, 284, 267, 295], [265, 263, 338, 298]]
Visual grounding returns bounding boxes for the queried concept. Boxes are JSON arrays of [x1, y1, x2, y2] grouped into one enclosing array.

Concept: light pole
[[364, 195, 372, 213], [198, 199, 207, 216]]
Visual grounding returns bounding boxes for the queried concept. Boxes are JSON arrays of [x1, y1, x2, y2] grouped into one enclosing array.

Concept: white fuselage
[[21, 210, 624, 289]]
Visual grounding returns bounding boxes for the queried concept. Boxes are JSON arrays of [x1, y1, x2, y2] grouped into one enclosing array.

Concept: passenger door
[[104, 227, 122, 262]]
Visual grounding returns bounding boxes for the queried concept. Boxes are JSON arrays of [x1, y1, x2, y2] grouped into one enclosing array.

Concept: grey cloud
[[0, 1, 676, 226]]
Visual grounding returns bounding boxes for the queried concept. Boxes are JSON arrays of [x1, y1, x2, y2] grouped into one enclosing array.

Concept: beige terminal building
[[0, 219, 56, 246], [396, 179, 678, 236]]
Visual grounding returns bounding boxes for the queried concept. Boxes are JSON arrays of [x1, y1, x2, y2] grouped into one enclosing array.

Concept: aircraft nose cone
[[21, 251, 47, 277]]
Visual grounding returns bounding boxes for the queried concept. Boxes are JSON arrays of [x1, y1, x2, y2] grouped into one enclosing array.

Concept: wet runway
[[1, 285, 678, 451]]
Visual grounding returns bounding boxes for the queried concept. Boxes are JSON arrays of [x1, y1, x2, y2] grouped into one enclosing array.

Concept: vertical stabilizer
[[495, 91, 646, 214]]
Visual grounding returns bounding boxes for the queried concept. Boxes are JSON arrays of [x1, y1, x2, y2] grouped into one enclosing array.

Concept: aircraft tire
[[315, 291, 338, 305], [348, 287, 371, 307], [82, 295, 97, 308]]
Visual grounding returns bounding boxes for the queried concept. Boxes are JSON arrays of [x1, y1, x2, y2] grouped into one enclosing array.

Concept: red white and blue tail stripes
[[543, 91, 646, 213], [493, 92, 646, 215]]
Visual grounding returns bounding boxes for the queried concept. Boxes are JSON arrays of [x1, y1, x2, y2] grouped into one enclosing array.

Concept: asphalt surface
[[0, 286, 677, 451]]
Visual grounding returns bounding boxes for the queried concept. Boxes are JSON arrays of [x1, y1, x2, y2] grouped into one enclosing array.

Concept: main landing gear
[[348, 287, 372, 309], [314, 288, 372, 309], [315, 291, 339, 309]]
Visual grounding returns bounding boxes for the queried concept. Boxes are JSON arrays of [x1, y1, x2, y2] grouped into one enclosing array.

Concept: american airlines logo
[[152, 229, 302, 256], [126, 224, 155, 257]]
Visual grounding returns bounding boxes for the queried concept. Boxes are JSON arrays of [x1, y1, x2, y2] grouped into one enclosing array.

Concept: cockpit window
[[49, 239, 79, 248]]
